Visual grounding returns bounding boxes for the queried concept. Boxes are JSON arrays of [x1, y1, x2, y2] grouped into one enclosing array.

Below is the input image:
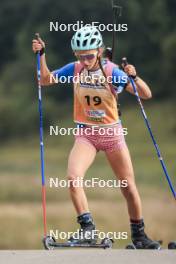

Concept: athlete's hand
[[122, 64, 137, 78], [32, 36, 45, 54]]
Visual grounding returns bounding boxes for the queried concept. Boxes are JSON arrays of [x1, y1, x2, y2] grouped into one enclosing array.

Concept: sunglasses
[[75, 52, 98, 61]]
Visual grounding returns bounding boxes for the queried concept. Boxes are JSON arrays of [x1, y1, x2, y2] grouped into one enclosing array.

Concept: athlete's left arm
[[124, 64, 152, 100]]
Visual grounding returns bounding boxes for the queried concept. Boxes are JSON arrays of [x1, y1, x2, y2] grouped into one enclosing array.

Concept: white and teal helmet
[[71, 26, 103, 51]]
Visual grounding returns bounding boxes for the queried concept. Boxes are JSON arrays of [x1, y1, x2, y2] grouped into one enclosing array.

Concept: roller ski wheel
[[126, 244, 135, 249], [168, 241, 176, 249], [43, 236, 56, 250], [101, 238, 114, 249]]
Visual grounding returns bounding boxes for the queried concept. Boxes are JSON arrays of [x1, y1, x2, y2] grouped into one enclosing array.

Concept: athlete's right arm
[[32, 37, 56, 86], [40, 54, 55, 86]]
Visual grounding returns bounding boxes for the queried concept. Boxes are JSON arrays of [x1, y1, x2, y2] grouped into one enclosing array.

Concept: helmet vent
[[85, 33, 90, 37], [76, 40, 80, 47], [90, 38, 96, 45], [83, 39, 87, 47]]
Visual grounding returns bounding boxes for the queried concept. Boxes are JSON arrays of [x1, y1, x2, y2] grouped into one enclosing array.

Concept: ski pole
[[35, 33, 48, 236], [104, 0, 122, 61], [111, 0, 122, 61], [122, 57, 176, 200]]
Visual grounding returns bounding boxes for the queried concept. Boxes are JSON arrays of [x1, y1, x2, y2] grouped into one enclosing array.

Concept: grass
[[0, 101, 175, 248]]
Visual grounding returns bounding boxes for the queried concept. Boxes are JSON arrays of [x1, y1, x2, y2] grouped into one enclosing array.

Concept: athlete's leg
[[67, 139, 97, 215], [105, 144, 161, 249], [105, 143, 142, 220]]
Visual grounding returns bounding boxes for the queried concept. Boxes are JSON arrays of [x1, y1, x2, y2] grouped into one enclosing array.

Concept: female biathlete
[[32, 26, 160, 249]]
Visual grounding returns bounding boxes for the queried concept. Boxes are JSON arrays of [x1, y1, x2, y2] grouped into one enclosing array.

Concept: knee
[[67, 170, 84, 190]]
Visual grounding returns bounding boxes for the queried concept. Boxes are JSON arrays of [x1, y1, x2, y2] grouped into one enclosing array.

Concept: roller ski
[[43, 213, 113, 250], [126, 219, 161, 250], [43, 235, 113, 250]]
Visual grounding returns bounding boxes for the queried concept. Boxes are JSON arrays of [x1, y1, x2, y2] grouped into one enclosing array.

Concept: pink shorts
[[74, 123, 126, 153]]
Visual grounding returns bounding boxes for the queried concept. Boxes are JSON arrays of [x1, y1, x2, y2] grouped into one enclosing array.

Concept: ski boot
[[126, 219, 161, 249], [68, 212, 98, 245]]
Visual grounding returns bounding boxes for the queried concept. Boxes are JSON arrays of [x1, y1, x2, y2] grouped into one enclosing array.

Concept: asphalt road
[[0, 250, 175, 264]]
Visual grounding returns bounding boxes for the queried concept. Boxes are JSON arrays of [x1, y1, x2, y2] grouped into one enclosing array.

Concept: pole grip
[[122, 57, 128, 66], [35, 32, 40, 40]]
